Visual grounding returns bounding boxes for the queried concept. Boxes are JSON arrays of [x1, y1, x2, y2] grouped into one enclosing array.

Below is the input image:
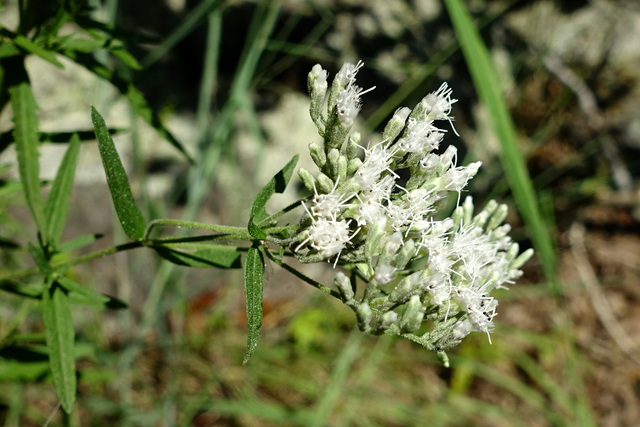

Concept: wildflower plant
[[1, 36, 532, 412]]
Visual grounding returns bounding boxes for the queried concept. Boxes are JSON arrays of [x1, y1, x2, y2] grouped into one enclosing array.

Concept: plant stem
[[144, 218, 253, 240]]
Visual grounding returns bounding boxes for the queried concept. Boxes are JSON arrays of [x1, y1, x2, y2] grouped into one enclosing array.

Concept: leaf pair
[[10, 80, 81, 252], [243, 156, 298, 363]]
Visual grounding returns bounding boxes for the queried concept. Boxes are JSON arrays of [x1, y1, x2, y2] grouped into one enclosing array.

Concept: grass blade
[[243, 246, 265, 364], [44, 133, 80, 248], [91, 106, 147, 241], [42, 282, 76, 413], [9, 81, 46, 238], [443, 0, 558, 294], [141, 0, 223, 69]]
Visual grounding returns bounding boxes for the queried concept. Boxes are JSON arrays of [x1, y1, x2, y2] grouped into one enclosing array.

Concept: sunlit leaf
[[243, 246, 264, 364], [42, 282, 76, 413], [44, 134, 80, 248], [91, 106, 147, 241], [9, 81, 46, 237]]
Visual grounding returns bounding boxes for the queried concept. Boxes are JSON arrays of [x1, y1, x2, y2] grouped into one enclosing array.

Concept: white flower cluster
[[294, 62, 533, 353]]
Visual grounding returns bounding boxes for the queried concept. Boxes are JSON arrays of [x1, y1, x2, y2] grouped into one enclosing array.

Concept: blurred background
[[1, 0, 639, 425]]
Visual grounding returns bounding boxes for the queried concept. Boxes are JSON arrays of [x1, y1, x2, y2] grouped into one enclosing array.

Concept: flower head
[[294, 61, 534, 355]]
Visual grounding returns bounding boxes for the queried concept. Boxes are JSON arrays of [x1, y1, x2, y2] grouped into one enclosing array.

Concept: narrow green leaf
[[248, 155, 298, 238], [28, 242, 51, 275], [0, 279, 43, 298], [57, 233, 103, 253], [56, 277, 110, 306], [154, 243, 242, 269], [243, 246, 264, 364], [443, 0, 558, 294], [9, 81, 46, 237], [56, 37, 106, 53], [13, 35, 65, 69], [91, 106, 147, 241], [44, 134, 80, 248], [0, 359, 50, 381], [107, 41, 142, 70], [0, 42, 21, 58], [42, 282, 76, 413]]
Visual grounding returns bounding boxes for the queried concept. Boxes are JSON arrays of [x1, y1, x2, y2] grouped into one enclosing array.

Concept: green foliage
[[0, 1, 609, 425], [9, 81, 46, 241], [44, 134, 80, 249], [42, 282, 76, 413], [242, 246, 265, 364], [91, 106, 147, 241], [154, 243, 242, 269], [248, 155, 299, 238]]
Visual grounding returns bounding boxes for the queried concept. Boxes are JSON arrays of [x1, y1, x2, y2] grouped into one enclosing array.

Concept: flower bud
[[316, 172, 334, 194], [297, 168, 315, 192], [382, 107, 411, 142], [400, 295, 425, 333], [364, 216, 388, 261], [347, 158, 362, 175], [486, 203, 508, 232], [338, 154, 348, 182], [356, 302, 373, 332], [346, 132, 361, 159], [512, 248, 534, 270], [389, 275, 416, 304], [309, 142, 326, 168], [335, 272, 354, 302], [327, 148, 340, 178]]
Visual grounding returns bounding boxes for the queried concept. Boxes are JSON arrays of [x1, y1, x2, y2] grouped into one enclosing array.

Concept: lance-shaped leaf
[[44, 134, 80, 248], [154, 243, 242, 269], [248, 155, 298, 239], [42, 282, 76, 413], [9, 81, 46, 237], [13, 35, 65, 69], [243, 246, 264, 364], [91, 107, 147, 241], [57, 277, 121, 308]]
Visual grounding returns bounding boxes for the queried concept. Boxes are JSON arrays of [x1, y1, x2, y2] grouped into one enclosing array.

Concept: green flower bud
[[486, 203, 508, 232], [346, 132, 361, 159], [400, 295, 425, 333], [356, 302, 373, 332], [347, 158, 362, 175], [335, 272, 354, 302], [309, 142, 326, 168], [512, 248, 534, 270], [338, 154, 348, 182], [327, 148, 340, 179], [395, 239, 416, 270], [298, 168, 315, 192], [382, 107, 411, 142], [316, 172, 334, 194], [364, 217, 388, 261]]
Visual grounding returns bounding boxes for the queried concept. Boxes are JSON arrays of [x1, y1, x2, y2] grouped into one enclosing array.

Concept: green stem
[[144, 218, 252, 240], [0, 241, 144, 281], [261, 247, 341, 300]]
